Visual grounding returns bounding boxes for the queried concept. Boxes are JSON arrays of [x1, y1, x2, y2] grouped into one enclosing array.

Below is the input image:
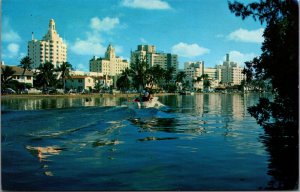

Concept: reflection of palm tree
[[56, 62, 72, 92], [1, 66, 15, 89]]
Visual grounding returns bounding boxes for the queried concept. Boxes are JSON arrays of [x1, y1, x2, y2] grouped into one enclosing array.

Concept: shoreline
[[0, 91, 269, 99], [0, 92, 178, 99]]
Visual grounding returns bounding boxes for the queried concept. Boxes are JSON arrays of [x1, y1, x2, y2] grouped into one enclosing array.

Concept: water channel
[[2, 93, 275, 190]]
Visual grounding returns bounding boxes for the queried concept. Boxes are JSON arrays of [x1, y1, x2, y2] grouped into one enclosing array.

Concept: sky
[[2, 0, 264, 71]]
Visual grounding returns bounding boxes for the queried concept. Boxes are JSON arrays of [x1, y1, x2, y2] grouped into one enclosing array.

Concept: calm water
[[2, 93, 273, 190]]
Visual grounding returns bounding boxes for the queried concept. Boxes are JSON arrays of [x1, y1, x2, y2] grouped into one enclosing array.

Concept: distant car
[[27, 88, 42, 94], [42, 88, 57, 94], [2, 88, 16, 94]]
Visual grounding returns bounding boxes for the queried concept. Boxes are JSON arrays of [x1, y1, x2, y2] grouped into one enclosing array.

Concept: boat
[[122, 97, 164, 109]]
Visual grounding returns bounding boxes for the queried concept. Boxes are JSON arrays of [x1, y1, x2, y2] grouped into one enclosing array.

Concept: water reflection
[[2, 93, 283, 190], [1, 97, 128, 110], [160, 93, 252, 120]]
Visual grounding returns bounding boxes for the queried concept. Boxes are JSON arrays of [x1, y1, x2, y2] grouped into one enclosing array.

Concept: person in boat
[[142, 89, 153, 102]]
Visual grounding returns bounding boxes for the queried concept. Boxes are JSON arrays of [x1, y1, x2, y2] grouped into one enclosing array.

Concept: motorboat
[[122, 97, 165, 109]]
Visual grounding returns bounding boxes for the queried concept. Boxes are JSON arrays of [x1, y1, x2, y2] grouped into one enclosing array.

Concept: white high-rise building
[[89, 44, 129, 76], [131, 45, 179, 73], [28, 19, 67, 68], [217, 53, 245, 85], [184, 61, 204, 79]]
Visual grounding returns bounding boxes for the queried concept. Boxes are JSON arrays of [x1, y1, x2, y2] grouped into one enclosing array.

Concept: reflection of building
[[1, 64, 34, 85], [89, 44, 129, 76], [28, 19, 67, 69], [216, 54, 245, 85], [131, 45, 179, 73]]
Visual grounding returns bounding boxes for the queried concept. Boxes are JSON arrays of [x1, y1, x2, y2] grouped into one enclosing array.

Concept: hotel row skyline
[[26, 19, 245, 86]]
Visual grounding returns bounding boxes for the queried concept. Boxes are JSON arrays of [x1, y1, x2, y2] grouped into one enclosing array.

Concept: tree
[[200, 74, 211, 90], [164, 67, 175, 85], [35, 62, 57, 89], [1, 66, 15, 89], [130, 56, 148, 92], [175, 71, 186, 91], [116, 68, 132, 92], [56, 62, 72, 91], [163, 67, 176, 92], [175, 71, 186, 84], [229, 0, 298, 127], [146, 65, 165, 89], [19, 56, 33, 85], [229, 0, 299, 189]]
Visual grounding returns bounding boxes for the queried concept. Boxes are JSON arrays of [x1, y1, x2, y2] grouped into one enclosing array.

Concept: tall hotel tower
[[28, 19, 67, 68]]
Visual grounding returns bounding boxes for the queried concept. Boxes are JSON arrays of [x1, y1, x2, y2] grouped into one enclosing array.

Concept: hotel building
[[131, 45, 179, 73], [217, 54, 245, 85], [28, 19, 67, 69], [89, 44, 129, 76]]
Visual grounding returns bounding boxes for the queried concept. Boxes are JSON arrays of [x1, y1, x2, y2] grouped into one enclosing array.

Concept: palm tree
[[130, 56, 148, 92], [175, 71, 186, 91], [200, 74, 211, 90], [19, 56, 33, 83], [146, 65, 165, 89], [56, 62, 72, 92], [1, 66, 16, 89], [164, 67, 175, 85], [36, 62, 56, 89], [116, 68, 132, 92]]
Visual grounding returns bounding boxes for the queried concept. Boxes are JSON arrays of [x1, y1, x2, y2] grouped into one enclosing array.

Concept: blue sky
[[2, 0, 264, 71]]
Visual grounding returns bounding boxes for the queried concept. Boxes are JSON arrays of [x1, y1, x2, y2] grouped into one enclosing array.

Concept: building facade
[[131, 45, 179, 73], [184, 61, 204, 80], [65, 76, 95, 92], [28, 19, 67, 69], [217, 53, 245, 85], [89, 44, 129, 77], [1, 64, 34, 86]]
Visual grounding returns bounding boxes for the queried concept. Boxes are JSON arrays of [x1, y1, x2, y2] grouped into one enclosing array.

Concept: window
[[27, 76, 31, 80]]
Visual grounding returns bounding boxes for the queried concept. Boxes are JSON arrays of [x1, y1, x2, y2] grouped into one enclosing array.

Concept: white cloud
[[7, 43, 20, 56], [140, 37, 147, 43], [2, 17, 22, 43], [171, 42, 210, 58], [2, 43, 21, 59], [114, 45, 123, 54], [227, 28, 264, 43], [220, 50, 258, 65], [76, 63, 89, 71], [90, 17, 120, 32], [71, 17, 121, 56], [71, 38, 107, 55], [121, 0, 171, 10], [3, 30, 21, 43]]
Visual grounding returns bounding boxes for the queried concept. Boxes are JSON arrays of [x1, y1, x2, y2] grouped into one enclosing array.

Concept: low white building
[[65, 76, 95, 92], [1, 64, 34, 86]]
